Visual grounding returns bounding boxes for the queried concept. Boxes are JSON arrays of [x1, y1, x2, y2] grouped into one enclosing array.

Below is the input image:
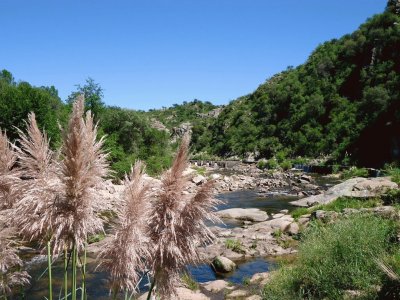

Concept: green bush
[[266, 158, 279, 170], [257, 159, 268, 170], [341, 166, 369, 179], [291, 157, 310, 165], [263, 215, 398, 299], [384, 165, 400, 185], [280, 160, 292, 171]]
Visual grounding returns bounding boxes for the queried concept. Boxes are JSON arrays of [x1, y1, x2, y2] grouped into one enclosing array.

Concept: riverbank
[[3, 164, 399, 299]]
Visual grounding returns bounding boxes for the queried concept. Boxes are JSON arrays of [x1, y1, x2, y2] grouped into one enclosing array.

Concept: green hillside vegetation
[[189, 6, 400, 167], [0, 74, 173, 178]]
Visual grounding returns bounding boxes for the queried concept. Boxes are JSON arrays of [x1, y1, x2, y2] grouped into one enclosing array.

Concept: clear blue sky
[[0, 0, 387, 110]]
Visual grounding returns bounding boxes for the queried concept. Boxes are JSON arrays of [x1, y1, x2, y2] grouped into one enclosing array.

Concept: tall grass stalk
[[72, 246, 77, 300], [81, 245, 87, 300], [64, 248, 68, 300], [47, 242, 53, 300]]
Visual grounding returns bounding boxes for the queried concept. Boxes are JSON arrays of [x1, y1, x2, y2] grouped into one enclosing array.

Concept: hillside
[[163, 4, 399, 167]]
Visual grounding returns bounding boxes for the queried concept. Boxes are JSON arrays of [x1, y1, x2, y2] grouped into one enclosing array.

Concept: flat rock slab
[[139, 288, 210, 300], [290, 177, 398, 207], [202, 280, 229, 293], [217, 208, 269, 222]]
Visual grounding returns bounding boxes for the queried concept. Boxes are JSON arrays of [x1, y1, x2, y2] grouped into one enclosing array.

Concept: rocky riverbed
[[2, 163, 399, 300]]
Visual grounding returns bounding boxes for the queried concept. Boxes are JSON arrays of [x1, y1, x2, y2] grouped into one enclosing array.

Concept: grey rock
[[286, 222, 299, 235], [192, 175, 206, 185], [217, 208, 269, 222], [212, 256, 237, 273], [291, 177, 398, 207]]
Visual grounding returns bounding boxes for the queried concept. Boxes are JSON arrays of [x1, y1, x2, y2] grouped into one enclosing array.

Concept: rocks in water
[[291, 177, 399, 207], [202, 280, 229, 293], [212, 256, 237, 273], [217, 208, 269, 222]]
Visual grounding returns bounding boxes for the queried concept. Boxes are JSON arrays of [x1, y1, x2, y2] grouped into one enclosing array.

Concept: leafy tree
[[67, 77, 105, 119]]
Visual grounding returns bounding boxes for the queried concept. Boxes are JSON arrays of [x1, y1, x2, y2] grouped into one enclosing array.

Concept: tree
[[67, 77, 105, 119]]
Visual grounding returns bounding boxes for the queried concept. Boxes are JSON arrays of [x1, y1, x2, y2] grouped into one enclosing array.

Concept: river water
[[19, 174, 337, 299]]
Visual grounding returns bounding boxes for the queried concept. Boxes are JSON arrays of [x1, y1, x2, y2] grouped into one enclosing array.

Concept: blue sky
[[0, 0, 387, 110]]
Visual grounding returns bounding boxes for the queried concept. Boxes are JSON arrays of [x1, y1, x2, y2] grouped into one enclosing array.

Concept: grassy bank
[[263, 214, 400, 299]]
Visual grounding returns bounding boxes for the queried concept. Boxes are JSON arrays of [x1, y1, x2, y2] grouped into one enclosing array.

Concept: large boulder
[[212, 256, 237, 273], [291, 177, 398, 207], [217, 208, 269, 222]]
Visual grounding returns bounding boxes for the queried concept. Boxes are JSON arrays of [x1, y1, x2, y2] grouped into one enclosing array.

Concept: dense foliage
[[190, 7, 400, 167], [0, 74, 173, 177]]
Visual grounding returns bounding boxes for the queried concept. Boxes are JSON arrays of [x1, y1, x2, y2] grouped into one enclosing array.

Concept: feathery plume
[[12, 95, 109, 254], [0, 234, 31, 296], [147, 135, 219, 298], [14, 112, 54, 179], [0, 130, 19, 209], [98, 160, 150, 295], [51, 95, 109, 253]]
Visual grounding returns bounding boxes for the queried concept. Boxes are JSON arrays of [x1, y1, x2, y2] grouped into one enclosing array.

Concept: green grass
[[383, 165, 400, 185], [291, 197, 382, 220], [192, 166, 207, 176], [87, 233, 106, 244], [225, 239, 245, 253], [181, 272, 199, 291], [263, 214, 399, 300], [315, 196, 382, 212], [242, 277, 251, 286], [290, 207, 310, 220]]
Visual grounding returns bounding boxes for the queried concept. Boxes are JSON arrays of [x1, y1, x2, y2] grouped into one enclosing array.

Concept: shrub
[[383, 164, 400, 185], [266, 158, 279, 170], [257, 159, 268, 170], [263, 215, 398, 299], [341, 166, 369, 179], [280, 160, 292, 171]]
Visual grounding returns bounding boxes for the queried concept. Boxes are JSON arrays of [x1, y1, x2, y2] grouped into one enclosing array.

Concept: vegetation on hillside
[[189, 5, 400, 167], [0, 74, 173, 178]]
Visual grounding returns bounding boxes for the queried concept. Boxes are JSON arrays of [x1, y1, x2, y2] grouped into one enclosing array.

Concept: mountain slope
[[198, 5, 400, 166]]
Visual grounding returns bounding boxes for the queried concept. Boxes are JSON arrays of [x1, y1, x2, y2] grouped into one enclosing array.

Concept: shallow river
[[20, 174, 337, 299]]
